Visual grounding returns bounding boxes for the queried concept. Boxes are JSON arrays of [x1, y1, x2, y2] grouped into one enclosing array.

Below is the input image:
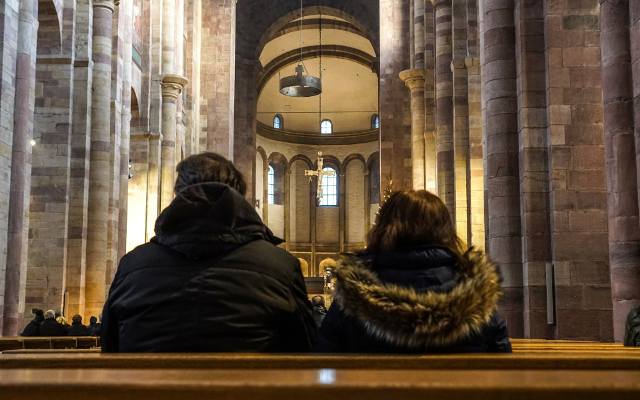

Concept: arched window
[[371, 114, 380, 129], [319, 167, 338, 206], [321, 119, 333, 134], [267, 165, 276, 204], [273, 114, 283, 129]]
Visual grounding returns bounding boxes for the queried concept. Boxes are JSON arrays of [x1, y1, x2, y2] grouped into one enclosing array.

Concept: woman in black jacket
[[101, 153, 316, 352], [317, 190, 511, 353]]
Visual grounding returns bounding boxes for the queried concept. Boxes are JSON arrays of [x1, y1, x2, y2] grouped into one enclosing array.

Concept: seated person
[[39, 310, 67, 336], [316, 190, 511, 353], [87, 316, 101, 337], [101, 152, 316, 352], [625, 306, 640, 347], [311, 295, 328, 328], [67, 314, 90, 336], [21, 308, 44, 336]]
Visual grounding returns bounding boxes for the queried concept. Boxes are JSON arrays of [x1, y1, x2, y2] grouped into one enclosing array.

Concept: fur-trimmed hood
[[332, 247, 502, 349]]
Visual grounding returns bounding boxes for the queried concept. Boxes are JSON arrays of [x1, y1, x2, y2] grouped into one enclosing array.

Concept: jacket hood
[[333, 248, 502, 349], [153, 182, 282, 259]]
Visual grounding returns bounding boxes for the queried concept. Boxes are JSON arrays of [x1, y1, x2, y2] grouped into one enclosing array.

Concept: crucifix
[[305, 151, 336, 204]]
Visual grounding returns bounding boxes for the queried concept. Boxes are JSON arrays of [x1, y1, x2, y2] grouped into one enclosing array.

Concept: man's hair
[[72, 314, 82, 324], [90, 316, 98, 324], [32, 308, 43, 318], [44, 310, 56, 320], [175, 152, 247, 195]]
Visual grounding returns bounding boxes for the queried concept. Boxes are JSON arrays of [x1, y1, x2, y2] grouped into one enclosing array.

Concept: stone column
[[400, 69, 426, 190], [424, 1, 437, 193], [339, 171, 346, 253], [65, 0, 95, 319], [633, 3, 640, 214], [602, 0, 640, 341], [146, 133, 162, 239], [86, 0, 117, 318], [514, 0, 552, 339], [434, 0, 455, 216], [380, 0, 412, 191], [160, 74, 188, 209], [2, 0, 38, 335], [480, 0, 523, 337]]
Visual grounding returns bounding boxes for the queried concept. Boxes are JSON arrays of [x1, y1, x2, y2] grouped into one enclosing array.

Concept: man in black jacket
[[101, 152, 317, 352], [39, 310, 67, 336], [21, 309, 44, 336]]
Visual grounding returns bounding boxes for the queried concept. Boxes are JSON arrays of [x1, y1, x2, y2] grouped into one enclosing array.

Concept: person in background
[[316, 190, 511, 353], [67, 314, 90, 336], [88, 316, 101, 337], [101, 152, 316, 352], [39, 310, 67, 336], [56, 315, 70, 330], [311, 296, 328, 328], [625, 306, 640, 347], [21, 309, 44, 336]]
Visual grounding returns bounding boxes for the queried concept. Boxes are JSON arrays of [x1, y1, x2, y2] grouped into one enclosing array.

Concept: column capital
[[399, 69, 425, 90], [160, 74, 189, 100], [93, 0, 117, 12]]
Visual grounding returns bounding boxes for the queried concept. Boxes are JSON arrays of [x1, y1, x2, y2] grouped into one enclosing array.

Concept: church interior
[[1, 0, 640, 393]]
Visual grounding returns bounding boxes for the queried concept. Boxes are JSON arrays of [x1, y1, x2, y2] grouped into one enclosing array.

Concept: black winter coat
[[39, 319, 67, 337], [316, 246, 512, 353], [21, 317, 43, 336], [101, 183, 317, 352], [67, 323, 90, 337]]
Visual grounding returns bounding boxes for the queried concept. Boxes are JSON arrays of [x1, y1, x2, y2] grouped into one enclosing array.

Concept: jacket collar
[[333, 248, 502, 348], [153, 182, 282, 259]]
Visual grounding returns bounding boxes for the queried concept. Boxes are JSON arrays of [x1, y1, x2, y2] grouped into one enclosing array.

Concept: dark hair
[[90, 316, 98, 324], [367, 190, 467, 265], [72, 314, 82, 324], [175, 152, 247, 195], [31, 308, 43, 318]]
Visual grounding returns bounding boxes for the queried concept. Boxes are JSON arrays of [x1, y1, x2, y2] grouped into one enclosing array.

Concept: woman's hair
[[367, 190, 468, 263], [175, 152, 247, 195]]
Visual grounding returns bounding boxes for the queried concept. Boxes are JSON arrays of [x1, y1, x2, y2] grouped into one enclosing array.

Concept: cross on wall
[[305, 151, 336, 205]]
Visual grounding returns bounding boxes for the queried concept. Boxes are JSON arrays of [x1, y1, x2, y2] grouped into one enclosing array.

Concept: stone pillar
[[86, 0, 117, 318], [480, 0, 523, 337], [400, 69, 426, 190], [160, 75, 188, 209], [65, 0, 95, 319], [413, 0, 425, 69], [234, 58, 259, 201], [466, 0, 484, 249], [452, 0, 470, 244], [424, 1, 437, 193], [514, 0, 552, 339], [2, 0, 38, 335], [380, 0, 412, 191], [602, 0, 640, 342], [201, 0, 235, 157], [434, 0, 455, 216], [633, 1, 640, 215], [146, 133, 162, 239], [339, 171, 346, 253]]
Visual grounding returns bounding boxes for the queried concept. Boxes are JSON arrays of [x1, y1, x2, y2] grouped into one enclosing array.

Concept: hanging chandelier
[[279, 0, 322, 97]]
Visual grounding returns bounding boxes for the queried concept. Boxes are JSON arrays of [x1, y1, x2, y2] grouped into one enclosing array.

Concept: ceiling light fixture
[[279, 0, 322, 97]]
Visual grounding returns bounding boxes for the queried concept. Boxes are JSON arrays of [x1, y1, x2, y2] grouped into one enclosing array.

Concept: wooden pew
[[1, 348, 639, 370], [0, 368, 639, 400], [0, 337, 100, 352]]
